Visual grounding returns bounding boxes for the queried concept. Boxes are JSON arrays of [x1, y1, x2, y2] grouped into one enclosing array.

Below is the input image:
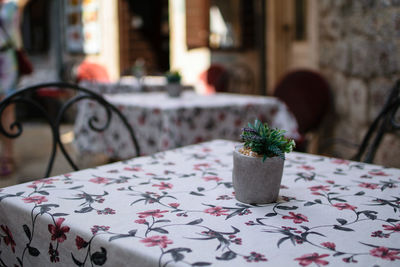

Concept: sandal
[[0, 157, 15, 177]]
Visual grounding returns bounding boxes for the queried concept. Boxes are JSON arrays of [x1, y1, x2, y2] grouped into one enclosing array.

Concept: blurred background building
[[17, 0, 400, 167]]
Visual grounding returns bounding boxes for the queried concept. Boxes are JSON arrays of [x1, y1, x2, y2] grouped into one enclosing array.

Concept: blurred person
[[0, 0, 29, 176]]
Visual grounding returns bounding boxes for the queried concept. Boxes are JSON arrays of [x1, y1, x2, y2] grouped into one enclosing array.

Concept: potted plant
[[165, 70, 182, 97], [232, 119, 295, 204]]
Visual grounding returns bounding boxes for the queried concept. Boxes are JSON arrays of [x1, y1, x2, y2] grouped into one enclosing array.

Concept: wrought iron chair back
[[0, 82, 141, 178], [352, 79, 400, 163]]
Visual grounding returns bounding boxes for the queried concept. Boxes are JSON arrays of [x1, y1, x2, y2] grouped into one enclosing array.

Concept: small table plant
[[165, 70, 182, 97], [232, 119, 295, 204]]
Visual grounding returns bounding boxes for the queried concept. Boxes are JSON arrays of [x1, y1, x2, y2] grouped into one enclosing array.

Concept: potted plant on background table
[[233, 119, 295, 204], [165, 70, 182, 97]]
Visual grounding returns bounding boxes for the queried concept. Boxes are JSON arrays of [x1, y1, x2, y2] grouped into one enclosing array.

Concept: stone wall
[[318, 0, 400, 167]]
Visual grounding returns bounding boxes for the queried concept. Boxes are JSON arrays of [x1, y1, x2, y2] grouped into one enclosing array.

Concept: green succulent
[[165, 70, 182, 83], [240, 119, 295, 161]]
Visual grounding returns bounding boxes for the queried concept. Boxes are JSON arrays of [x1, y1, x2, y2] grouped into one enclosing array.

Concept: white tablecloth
[[79, 78, 194, 94], [1, 140, 399, 266], [74, 91, 300, 158]]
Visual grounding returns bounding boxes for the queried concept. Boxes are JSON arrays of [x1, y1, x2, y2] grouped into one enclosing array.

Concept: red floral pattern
[[140, 236, 173, 248], [282, 212, 309, 224], [369, 247, 400, 261], [48, 218, 70, 243], [137, 209, 168, 218], [294, 253, 330, 266], [22, 196, 48, 204], [204, 206, 230, 216], [0, 140, 399, 266], [74, 91, 299, 158], [1, 225, 16, 253]]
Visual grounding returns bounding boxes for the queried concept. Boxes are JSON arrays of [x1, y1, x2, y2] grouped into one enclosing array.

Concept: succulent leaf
[[240, 119, 295, 161]]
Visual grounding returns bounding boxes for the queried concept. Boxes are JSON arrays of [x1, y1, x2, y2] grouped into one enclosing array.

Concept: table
[[74, 91, 300, 158], [1, 140, 400, 266], [79, 77, 194, 94]]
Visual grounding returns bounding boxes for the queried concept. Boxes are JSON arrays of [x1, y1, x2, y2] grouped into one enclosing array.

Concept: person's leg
[[0, 102, 15, 176], [0, 52, 18, 176]]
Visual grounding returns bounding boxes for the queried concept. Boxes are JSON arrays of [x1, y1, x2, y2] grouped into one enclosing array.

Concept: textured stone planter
[[166, 83, 182, 97], [232, 145, 284, 204]]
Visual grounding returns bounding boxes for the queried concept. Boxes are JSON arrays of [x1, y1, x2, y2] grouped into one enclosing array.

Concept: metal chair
[[0, 82, 141, 178], [352, 80, 400, 163]]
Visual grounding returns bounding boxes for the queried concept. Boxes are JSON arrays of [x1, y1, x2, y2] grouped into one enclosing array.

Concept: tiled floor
[[0, 123, 109, 188]]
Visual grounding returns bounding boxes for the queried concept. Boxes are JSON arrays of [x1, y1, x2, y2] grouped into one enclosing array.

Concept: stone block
[[333, 41, 350, 73], [350, 38, 374, 78], [348, 78, 369, 125], [376, 0, 392, 8], [393, 12, 400, 38], [361, 13, 379, 37], [319, 0, 334, 15], [373, 42, 398, 76], [321, 11, 343, 40], [330, 118, 361, 159], [319, 41, 336, 68], [332, 72, 349, 116], [368, 78, 393, 122], [374, 9, 398, 39], [374, 134, 400, 168]]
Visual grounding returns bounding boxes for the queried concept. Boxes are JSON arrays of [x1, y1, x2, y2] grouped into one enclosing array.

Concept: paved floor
[[0, 123, 109, 188]]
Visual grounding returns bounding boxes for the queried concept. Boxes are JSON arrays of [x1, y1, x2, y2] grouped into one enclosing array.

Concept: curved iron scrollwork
[[353, 79, 400, 163], [0, 82, 141, 178]]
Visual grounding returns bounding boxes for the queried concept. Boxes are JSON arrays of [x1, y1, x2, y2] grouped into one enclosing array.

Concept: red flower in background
[[294, 253, 329, 266], [359, 182, 379, 189], [152, 182, 173, 190], [204, 206, 229, 216], [137, 209, 168, 218], [370, 247, 400, 261], [141, 235, 172, 248], [368, 171, 389, 176], [193, 163, 210, 170], [48, 218, 70, 243], [135, 219, 147, 224], [308, 185, 330, 192], [321, 242, 336, 250], [371, 230, 390, 238], [1, 225, 16, 253], [22, 196, 48, 204], [91, 225, 110, 235], [382, 223, 400, 232], [75, 236, 88, 250], [332, 203, 357, 211], [299, 165, 315, 171], [244, 252, 267, 262], [28, 178, 59, 188], [203, 176, 223, 182], [331, 159, 349, 165], [282, 212, 309, 224], [124, 167, 143, 172], [48, 243, 59, 262], [168, 203, 180, 208], [89, 177, 110, 184]]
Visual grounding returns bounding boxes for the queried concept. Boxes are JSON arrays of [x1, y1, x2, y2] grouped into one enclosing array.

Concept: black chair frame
[[352, 80, 400, 163], [0, 82, 141, 178]]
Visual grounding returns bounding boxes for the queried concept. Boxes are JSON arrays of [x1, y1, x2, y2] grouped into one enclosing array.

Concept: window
[[186, 0, 255, 50], [294, 0, 306, 41]]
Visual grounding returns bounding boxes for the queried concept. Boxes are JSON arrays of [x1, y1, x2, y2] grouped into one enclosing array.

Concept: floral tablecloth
[[79, 78, 194, 94], [1, 140, 400, 266], [74, 91, 300, 158]]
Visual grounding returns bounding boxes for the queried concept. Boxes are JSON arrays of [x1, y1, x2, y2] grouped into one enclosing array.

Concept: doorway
[[266, 0, 319, 94], [118, 0, 170, 76]]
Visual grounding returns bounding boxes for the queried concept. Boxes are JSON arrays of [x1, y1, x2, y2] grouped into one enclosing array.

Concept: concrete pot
[[166, 83, 182, 97], [232, 145, 284, 204]]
